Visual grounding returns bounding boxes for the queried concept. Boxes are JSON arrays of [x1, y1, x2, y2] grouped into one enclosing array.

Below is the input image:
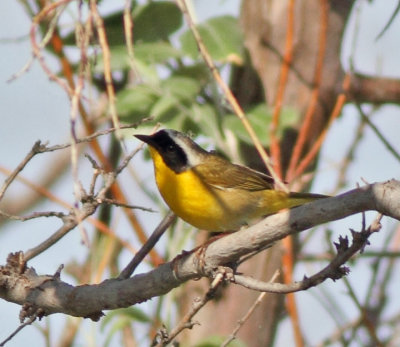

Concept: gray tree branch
[[1, 180, 399, 322]]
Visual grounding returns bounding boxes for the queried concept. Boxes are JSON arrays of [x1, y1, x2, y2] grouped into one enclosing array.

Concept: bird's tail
[[260, 190, 329, 217], [286, 191, 329, 209]]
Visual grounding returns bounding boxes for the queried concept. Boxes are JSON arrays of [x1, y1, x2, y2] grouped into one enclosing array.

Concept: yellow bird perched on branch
[[136, 129, 327, 232]]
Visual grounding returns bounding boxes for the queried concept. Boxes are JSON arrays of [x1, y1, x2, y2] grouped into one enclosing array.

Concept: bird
[[135, 129, 327, 232]]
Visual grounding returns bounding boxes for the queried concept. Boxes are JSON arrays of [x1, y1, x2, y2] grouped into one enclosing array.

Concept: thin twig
[[69, 28, 88, 247], [42, 120, 153, 153], [0, 209, 65, 221], [335, 116, 366, 191], [23, 215, 84, 261], [316, 316, 363, 347], [0, 309, 43, 346], [283, 238, 304, 347], [0, 141, 45, 201], [23, 166, 117, 261], [90, 0, 121, 141], [116, 145, 144, 175], [7, 3, 65, 83], [269, 0, 296, 179], [221, 270, 280, 347], [30, 0, 74, 97], [99, 198, 156, 213], [155, 271, 225, 346], [331, 212, 384, 347], [341, 276, 383, 347], [123, 0, 136, 66], [119, 211, 176, 279], [293, 73, 351, 179], [0, 121, 146, 203], [355, 103, 400, 163], [375, 1, 400, 40], [0, 161, 136, 257], [33, 0, 153, 262], [299, 250, 400, 261], [286, 0, 329, 182]]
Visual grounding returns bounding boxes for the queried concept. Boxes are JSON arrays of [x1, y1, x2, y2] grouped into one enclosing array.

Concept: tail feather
[[260, 190, 329, 217], [287, 192, 329, 209]]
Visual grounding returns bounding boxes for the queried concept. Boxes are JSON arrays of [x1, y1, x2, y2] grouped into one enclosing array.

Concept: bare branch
[[355, 103, 400, 163], [9, 121, 149, 261], [375, 1, 400, 40], [89, 0, 121, 140], [16, 121, 151, 155], [221, 270, 280, 347], [1, 180, 399, 322], [0, 120, 150, 218], [348, 73, 400, 104], [0, 141, 46, 202], [118, 211, 176, 279], [0, 307, 44, 346], [99, 198, 156, 213], [155, 271, 226, 346], [233, 214, 382, 294], [0, 209, 65, 222], [23, 170, 115, 261]]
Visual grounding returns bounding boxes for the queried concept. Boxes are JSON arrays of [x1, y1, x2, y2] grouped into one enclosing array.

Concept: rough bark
[[2, 181, 400, 327]]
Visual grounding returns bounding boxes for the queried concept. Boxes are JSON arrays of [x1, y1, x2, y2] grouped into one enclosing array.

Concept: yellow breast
[[149, 148, 252, 231]]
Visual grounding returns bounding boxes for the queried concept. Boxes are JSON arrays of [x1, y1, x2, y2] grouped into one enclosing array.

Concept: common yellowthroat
[[136, 129, 327, 232]]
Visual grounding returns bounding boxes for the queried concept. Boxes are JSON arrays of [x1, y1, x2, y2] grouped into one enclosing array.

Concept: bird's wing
[[193, 156, 275, 191]]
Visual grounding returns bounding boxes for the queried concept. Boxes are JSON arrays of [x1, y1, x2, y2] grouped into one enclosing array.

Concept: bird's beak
[[135, 134, 154, 146]]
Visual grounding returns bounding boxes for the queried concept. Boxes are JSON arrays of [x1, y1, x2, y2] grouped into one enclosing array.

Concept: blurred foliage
[[61, 0, 298, 154], [100, 307, 151, 347], [194, 335, 246, 347], [36, 1, 304, 343]]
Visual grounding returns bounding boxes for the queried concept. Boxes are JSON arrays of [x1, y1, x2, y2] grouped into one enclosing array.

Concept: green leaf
[[135, 42, 182, 63], [156, 103, 217, 137], [190, 103, 219, 134], [180, 16, 244, 64], [150, 94, 179, 120], [116, 84, 158, 122], [149, 76, 202, 125], [93, 46, 130, 73], [93, 42, 180, 76], [103, 11, 129, 46], [160, 76, 201, 102], [64, 1, 182, 47], [133, 1, 182, 42], [172, 63, 210, 85], [133, 58, 160, 84], [223, 104, 299, 146], [223, 105, 272, 146]]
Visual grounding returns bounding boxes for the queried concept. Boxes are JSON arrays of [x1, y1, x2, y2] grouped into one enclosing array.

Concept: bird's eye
[[166, 145, 175, 152]]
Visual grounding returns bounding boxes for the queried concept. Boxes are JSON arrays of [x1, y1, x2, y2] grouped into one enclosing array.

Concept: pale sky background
[[1, 0, 400, 346]]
